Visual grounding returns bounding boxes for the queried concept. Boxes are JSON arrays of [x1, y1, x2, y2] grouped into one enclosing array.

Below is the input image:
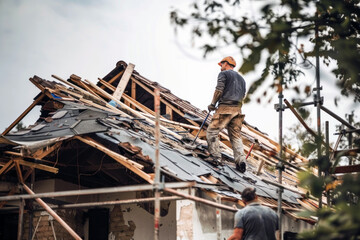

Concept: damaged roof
[[0, 60, 317, 223]]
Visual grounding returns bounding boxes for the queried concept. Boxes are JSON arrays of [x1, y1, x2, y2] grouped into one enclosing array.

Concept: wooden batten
[[100, 69, 125, 89], [2, 93, 45, 136], [131, 80, 136, 109], [53, 75, 124, 115], [122, 93, 156, 116], [112, 63, 135, 100], [32, 142, 62, 160], [166, 105, 173, 121], [0, 160, 14, 176], [84, 79, 184, 141], [97, 78, 157, 117], [13, 159, 24, 183], [17, 159, 58, 174]]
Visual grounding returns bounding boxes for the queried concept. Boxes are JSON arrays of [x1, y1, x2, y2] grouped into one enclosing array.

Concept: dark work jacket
[[216, 70, 246, 106]]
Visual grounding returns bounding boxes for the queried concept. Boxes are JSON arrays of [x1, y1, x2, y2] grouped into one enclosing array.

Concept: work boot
[[204, 156, 223, 166], [236, 161, 246, 173]]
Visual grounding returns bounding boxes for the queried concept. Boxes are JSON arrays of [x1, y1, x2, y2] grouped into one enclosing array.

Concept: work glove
[[208, 104, 216, 112]]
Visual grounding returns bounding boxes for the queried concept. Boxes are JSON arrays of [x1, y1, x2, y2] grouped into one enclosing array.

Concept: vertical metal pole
[[347, 112, 354, 165], [28, 169, 35, 240], [325, 121, 331, 206], [216, 196, 222, 240], [154, 88, 161, 240], [277, 57, 284, 240], [315, 21, 323, 209], [17, 198, 25, 240]]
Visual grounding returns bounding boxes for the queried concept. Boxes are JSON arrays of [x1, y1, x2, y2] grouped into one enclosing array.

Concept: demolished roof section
[[0, 60, 317, 223]]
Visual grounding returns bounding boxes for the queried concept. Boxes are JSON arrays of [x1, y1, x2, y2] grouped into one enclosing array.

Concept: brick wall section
[[109, 205, 136, 240], [22, 209, 83, 240]]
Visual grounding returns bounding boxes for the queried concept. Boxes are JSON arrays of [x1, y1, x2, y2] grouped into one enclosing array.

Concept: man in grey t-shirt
[[228, 187, 279, 240]]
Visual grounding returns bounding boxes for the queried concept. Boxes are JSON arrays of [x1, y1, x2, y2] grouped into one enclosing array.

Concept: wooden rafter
[[74, 136, 153, 184], [122, 93, 156, 116], [131, 80, 136, 109], [17, 159, 58, 174], [100, 69, 125, 89], [0, 160, 14, 176], [113, 63, 135, 100], [98, 78, 116, 92], [52, 75, 118, 112], [32, 142, 62, 160], [84, 79, 184, 141], [166, 106, 173, 120], [97, 78, 156, 116], [3, 152, 59, 174], [2, 93, 45, 135], [13, 159, 24, 183], [131, 77, 200, 127]]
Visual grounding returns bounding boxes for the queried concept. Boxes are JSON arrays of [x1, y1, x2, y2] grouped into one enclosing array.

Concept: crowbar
[[192, 112, 210, 145]]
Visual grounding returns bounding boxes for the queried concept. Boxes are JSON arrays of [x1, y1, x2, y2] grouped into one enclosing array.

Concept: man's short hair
[[241, 187, 257, 202]]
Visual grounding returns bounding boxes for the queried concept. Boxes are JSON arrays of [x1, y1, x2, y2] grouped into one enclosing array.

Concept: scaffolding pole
[[164, 188, 237, 212], [28, 169, 35, 240], [216, 195, 222, 240], [58, 196, 182, 209], [154, 88, 161, 240], [276, 57, 284, 240], [0, 182, 195, 202], [315, 20, 323, 209], [17, 198, 24, 240]]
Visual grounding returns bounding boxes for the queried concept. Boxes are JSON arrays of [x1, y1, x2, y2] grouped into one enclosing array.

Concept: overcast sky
[[0, 0, 357, 146]]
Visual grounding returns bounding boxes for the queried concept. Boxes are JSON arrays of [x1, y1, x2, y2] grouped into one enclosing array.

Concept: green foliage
[[297, 174, 360, 240], [170, 0, 360, 103], [171, 3, 360, 238], [298, 171, 324, 198], [15, 121, 26, 131]]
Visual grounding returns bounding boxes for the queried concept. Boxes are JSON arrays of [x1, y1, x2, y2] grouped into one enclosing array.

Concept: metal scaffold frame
[[273, 16, 359, 240]]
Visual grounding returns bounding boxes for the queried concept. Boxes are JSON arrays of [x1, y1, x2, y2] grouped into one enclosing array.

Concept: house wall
[[22, 209, 84, 240], [21, 179, 85, 240], [15, 179, 314, 240], [176, 189, 314, 240], [176, 189, 234, 240], [281, 213, 314, 236], [100, 191, 177, 240]]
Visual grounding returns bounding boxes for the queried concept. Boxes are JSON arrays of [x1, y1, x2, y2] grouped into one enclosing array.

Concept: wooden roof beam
[[2, 93, 45, 136], [0, 160, 14, 176], [32, 142, 62, 160], [112, 63, 135, 100], [14, 159, 24, 184], [17, 159, 58, 174], [74, 136, 153, 184], [131, 77, 200, 127]]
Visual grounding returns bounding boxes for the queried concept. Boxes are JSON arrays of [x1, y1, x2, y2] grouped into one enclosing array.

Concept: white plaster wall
[[34, 179, 91, 203], [281, 213, 314, 234], [122, 199, 176, 240], [34, 179, 55, 193], [176, 190, 234, 240], [100, 191, 177, 240]]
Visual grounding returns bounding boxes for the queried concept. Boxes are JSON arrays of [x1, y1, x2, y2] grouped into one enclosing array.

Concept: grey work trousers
[[206, 105, 246, 164]]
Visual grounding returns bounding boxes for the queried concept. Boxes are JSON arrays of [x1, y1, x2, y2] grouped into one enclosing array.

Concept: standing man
[[228, 187, 279, 240], [206, 56, 247, 173]]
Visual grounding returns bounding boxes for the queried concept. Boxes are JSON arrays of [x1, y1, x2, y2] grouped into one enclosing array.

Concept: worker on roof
[[227, 187, 279, 240], [206, 56, 247, 173]]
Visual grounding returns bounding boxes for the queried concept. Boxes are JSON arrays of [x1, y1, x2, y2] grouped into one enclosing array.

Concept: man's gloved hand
[[208, 104, 216, 112]]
